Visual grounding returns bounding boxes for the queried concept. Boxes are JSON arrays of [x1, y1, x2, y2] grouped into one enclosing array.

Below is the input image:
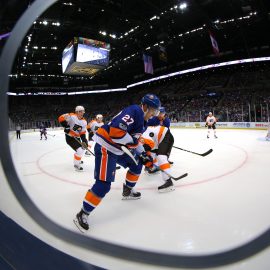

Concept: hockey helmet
[[141, 94, 161, 109], [159, 107, 166, 114], [96, 114, 103, 120], [75, 105, 85, 112]]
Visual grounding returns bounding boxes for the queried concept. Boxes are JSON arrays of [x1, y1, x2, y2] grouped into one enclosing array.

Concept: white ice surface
[[3, 128, 270, 269]]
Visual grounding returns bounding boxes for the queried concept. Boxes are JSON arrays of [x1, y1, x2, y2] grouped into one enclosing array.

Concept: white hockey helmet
[[75, 105, 85, 112], [96, 114, 103, 120]]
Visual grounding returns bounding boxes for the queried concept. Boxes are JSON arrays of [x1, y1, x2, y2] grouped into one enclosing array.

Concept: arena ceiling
[[1, 0, 270, 90]]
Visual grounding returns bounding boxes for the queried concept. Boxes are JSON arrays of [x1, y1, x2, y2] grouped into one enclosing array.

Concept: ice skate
[[74, 164, 83, 171], [158, 178, 175, 193], [214, 135, 218, 139], [122, 184, 141, 200], [207, 135, 209, 139], [73, 209, 89, 232]]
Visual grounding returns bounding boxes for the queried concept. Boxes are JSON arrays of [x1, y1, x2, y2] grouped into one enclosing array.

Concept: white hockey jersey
[[206, 116, 216, 125], [141, 126, 168, 150], [87, 120, 104, 134], [58, 113, 87, 137]]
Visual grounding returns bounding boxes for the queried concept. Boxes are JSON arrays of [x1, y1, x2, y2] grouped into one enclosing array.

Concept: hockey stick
[[47, 133, 55, 137], [173, 146, 213, 157], [120, 145, 138, 165], [153, 164, 188, 181], [66, 133, 95, 156]]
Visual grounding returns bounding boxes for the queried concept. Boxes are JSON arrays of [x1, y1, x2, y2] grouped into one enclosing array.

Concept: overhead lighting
[[99, 31, 107, 36], [179, 2, 187, 10], [43, 20, 48, 25]]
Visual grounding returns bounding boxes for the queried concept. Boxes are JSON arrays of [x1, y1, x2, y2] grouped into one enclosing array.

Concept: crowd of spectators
[[8, 65, 270, 129]]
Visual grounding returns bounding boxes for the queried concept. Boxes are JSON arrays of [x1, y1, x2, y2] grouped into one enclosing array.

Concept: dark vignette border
[[0, 0, 270, 268]]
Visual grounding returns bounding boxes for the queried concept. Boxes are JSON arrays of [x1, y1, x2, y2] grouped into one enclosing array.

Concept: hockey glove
[[139, 152, 153, 168], [64, 127, 70, 134], [81, 142, 88, 150]]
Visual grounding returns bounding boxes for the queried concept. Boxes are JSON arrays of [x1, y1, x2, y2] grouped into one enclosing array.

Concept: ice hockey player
[[141, 125, 175, 193], [147, 106, 170, 128], [58, 106, 88, 171], [146, 106, 173, 170], [85, 114, 104, 156], [205, 112, 218, 138], [73, 94, 161, 232], [40, 124, 47, 140]]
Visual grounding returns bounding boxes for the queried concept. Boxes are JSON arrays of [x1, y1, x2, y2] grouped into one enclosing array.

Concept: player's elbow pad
[[60, 120, 69, 128]]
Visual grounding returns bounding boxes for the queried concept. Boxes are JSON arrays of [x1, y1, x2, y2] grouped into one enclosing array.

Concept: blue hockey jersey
[[94, 105, 145, 155]]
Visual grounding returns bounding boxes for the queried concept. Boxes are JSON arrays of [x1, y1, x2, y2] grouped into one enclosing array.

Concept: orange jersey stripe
[[58, 115, 66, 123], [69, 130, 79, 137], [100, 147, 108, 181], [159, 163, 170, 170], [126, 171, 139, 182], [74, 154, 81, 161], [109, 127, 126, 138], [158, 126, 165, 143], [85, 191, 101, 207], [141, 137, 155, 150], [96, 128, 114, 144]]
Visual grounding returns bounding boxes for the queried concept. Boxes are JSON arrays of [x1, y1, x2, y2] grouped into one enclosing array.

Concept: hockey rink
[[9, 128, 270, 255]]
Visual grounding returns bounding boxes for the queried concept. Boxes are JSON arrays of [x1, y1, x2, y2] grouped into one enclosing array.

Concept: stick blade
[[172, 172, 188, 181], [121, 145, 138, 165], [201, 149, 213, 157]]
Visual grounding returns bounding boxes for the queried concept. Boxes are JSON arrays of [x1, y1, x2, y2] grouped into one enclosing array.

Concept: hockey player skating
[[146, 106, 173, 170], [58, 106, 88, 171], [40, 124, 47, 140], [205, 112, 218, 138], [73, 94, 160, 232], [141, 125, 175, 192], [85, 114, 104, 156]]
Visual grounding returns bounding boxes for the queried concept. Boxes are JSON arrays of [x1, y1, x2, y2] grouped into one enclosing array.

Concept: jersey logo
[[119, 123, 127, 130], [73, 124, 82, 131]]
